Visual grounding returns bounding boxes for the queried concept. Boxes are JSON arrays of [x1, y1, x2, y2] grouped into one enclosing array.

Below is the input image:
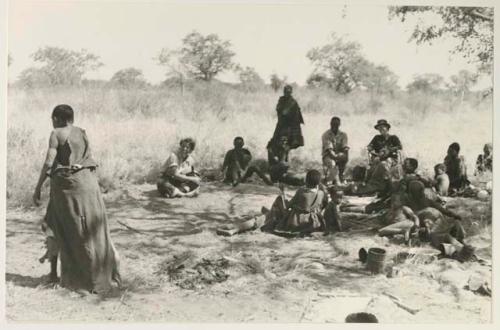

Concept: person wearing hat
[[322, 116, 349, 185], [367, 119, 402, 164], [271, 85, 305, 150]]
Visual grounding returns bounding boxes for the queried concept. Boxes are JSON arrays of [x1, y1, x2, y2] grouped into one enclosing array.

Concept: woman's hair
[[305, 169, 322, 188], [234, 136, 244, 143], [449, 142, 460, 153], [180, 137, 196, 151], [52, 104, 74, 123]]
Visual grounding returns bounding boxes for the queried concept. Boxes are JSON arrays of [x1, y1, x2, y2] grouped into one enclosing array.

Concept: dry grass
[[7, 83, 492, 206]]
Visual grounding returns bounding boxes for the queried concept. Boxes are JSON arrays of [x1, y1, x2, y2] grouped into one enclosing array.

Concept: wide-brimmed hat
[[374, 119, 391, 130]]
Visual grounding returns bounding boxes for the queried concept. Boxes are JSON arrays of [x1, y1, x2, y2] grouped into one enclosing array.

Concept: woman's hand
[[189, 175, 202, 184], [33, 187, 42, 206]]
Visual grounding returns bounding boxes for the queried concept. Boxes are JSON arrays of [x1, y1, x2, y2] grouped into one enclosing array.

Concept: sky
[[7, 0, 491, 88]]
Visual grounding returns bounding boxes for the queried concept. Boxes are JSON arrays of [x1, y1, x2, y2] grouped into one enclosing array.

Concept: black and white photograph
[[2, 0, 496, 324]]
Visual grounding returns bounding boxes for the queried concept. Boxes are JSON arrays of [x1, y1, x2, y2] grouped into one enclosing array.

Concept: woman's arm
[[33, 131, 58, 206], [171, 167, 201, 184], [402, 206, 420, 227]]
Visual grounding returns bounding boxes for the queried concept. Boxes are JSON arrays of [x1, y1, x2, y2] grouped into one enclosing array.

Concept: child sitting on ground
[[433, 163, 449, 197], [39, 218, 59, 283], [322, 187, 344, 234]]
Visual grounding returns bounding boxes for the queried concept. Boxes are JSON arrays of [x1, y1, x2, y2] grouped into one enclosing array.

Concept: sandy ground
[[5, 182, 492, 323]]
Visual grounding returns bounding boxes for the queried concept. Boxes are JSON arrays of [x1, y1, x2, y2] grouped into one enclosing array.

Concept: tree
[[449, 69, 478, 102], [389, 6, 493, 74], [307, 33, 372, 94], [18, 46, 102, 87], [270, 74, 287, 92], [156, 48, 190, 94], [237, 66, 264, 91], [170, 31, 235, 81], [361, 64, 399, 96], [110, 67, 147, 88], [406, 73, 444, 94], [17, 67, 51, 89], [306, 73, 330, 88]]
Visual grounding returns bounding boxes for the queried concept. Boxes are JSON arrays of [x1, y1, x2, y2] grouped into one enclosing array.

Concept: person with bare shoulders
[[33, 104, 121, 293]]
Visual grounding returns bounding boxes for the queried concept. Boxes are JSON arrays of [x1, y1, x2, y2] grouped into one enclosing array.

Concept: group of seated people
[[154, 115, 491, 259]]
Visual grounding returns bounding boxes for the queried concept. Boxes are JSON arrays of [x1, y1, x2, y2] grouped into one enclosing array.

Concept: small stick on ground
[[117, 220, 147, 234]]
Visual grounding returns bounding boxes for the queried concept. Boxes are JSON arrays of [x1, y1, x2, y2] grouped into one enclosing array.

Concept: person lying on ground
[[157, 137, 201, 198], [417, 206, 474, 262], [405, 181, 475, 261], [221, 136, 272, 186], [444, 142, 470, 196], [322, 116, 349, 185], [378, 194, 419, 244], [433, 163, 449, 197], [266, 135, 304, 186], [475, 143, 493, 175]]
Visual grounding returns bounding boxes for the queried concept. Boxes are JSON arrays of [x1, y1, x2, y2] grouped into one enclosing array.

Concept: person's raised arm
[[33, 131, 58, 206]]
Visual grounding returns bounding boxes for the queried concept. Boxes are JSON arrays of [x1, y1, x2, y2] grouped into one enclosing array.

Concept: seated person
[[433, 163, 449, 197], [322, 116, 349, 185], [367, 119, 402, 165], [157, 137, 201, 198], [444, 142, 470, 196], [347, 157, 395, 197], [266, 136, 304, 186], [475, 143, 493, 175], [322, 187, 344, 234], [398, 157, 438, 200], [221, 136, 272, 186], [378, 194, 419, 244], [261, 169, 328, 234]]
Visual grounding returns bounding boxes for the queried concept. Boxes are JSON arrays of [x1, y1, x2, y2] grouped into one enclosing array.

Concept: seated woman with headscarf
[[157, 138, 201, 198], [261, 170, 329, 234]]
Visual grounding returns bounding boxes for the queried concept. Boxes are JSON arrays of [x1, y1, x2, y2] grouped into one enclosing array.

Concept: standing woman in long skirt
[[33, 104, 121, 293]]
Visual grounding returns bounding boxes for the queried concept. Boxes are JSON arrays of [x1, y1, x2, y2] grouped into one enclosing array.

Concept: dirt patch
[[5, 183, 492, 322], [156, 253, 230, 290]]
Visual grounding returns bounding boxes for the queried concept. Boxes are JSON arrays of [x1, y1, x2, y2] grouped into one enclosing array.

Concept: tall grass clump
[[7, 82, 492, 207]]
